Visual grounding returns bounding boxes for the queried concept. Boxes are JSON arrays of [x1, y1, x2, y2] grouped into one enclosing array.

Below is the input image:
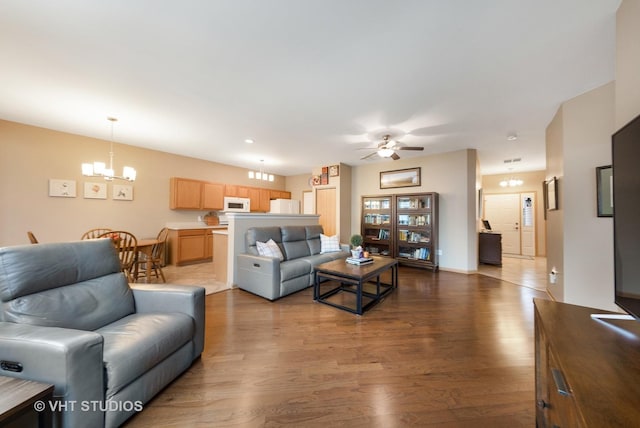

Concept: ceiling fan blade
[[397, 146, 424, 151], [360, 151, 379, 160], [391, 152, 400, 160]]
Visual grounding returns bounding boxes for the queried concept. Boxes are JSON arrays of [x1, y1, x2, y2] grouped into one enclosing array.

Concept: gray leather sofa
[[0, 239, 205, 428], [236, 225, 349, 300]]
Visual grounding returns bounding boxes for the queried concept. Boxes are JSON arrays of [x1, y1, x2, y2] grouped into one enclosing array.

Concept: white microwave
[[223, 196, 250, 212]]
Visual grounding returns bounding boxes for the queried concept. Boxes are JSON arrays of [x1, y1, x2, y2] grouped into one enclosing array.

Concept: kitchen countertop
[[212, 230, 228, 236], [166, 222, 228, 230]]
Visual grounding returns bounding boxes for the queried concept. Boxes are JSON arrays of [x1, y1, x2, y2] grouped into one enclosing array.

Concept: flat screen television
[[612, 113, 640, 320]]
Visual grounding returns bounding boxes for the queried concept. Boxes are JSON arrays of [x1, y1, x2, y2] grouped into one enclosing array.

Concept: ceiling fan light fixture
[[378, 148, 394, 158]]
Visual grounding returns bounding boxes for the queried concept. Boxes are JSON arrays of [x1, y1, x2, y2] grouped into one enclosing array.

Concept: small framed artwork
[[84, 182, 107, 199], [546, 176, 558, 211], [329, 164, 340, 177], [48, 179, 77, 198], [113, 184, 133, 201], [380, 167, 421, 189], [596, 165, 613, 217], [320, 166, 329, 185]]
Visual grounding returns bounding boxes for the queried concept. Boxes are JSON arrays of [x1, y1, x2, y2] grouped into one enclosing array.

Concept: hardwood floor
[[125, 265, 550, 427]]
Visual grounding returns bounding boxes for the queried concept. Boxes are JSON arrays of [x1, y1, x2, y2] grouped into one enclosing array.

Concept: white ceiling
[[0, 1, 620, 177]]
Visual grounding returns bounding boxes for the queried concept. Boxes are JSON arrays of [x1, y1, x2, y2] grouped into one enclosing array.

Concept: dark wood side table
[[479, 232, 502, 265], [0, 375, 54, 428]]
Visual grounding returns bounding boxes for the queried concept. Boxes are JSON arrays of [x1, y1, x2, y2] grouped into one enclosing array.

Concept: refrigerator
[[270, 199, 300, 214]]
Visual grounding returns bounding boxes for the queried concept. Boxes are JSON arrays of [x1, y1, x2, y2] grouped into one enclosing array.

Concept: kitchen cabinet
[[171, 177, 290, 212], [224, 185, 249, 198], [202, 182, 224, 210], [169, 229, 212, 265], [270, 190, 291, 200], [170, 177, 224, 210], [170, 178, 202, 209]]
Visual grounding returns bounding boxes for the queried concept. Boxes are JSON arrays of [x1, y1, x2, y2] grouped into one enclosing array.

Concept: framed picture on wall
[[113, 184, 133, 201], [380, 167, 421, 189], [546, 177, 558, 211], [48, 179, 76, 198], [84, 182, 107, 199], [596, 165, 613, 217]]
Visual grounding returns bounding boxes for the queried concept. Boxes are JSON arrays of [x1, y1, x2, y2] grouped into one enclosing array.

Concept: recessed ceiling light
[[244, 138, 254, 144], [506, 132, 518, 141]]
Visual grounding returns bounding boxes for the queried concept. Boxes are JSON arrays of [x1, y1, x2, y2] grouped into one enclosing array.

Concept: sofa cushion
[[305, 225, 323, 255], [1, 273, 135, 330], [256, 239, 284, 261], [280, 259, 313, 282], [281, 226, 310, 260], [99, 312, 194, 399], [246, 227, 283, 257], [0, 239, 121, 302]]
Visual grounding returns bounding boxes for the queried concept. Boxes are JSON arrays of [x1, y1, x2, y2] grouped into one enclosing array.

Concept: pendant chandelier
[[82, 117, 137, 181], [248, 159, 274, 182]]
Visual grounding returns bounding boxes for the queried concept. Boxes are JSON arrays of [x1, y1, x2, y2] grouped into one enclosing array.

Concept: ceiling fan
[[360, 134, 424, 161]]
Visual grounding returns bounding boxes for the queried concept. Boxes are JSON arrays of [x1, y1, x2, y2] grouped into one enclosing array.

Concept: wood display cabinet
[[395, 193, 438, 271], [360, 193, 439, 270], [361, 195, 393, 257]]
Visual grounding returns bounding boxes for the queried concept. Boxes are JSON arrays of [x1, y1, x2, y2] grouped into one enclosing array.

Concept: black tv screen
[[613, 113, 640, 320]]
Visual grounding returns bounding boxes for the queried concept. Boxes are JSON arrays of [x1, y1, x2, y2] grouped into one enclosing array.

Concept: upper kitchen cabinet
[[170, 177, 224, 210], [202, 182, 225, 210]]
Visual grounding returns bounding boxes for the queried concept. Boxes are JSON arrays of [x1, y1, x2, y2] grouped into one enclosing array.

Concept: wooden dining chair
[[98, 230, 137, 282], [27, 231, 39, 244], [134, 227, 169, 283], [81, 227, 112, 240]]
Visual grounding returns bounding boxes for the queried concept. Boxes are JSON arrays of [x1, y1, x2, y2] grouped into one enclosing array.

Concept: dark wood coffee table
[[0, 375, 54, 428], [313, 257, 398, 315]]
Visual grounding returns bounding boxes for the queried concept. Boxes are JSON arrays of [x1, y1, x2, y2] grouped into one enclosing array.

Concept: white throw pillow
[[256, 239, 284, 261], [320, 234, 341, 253]]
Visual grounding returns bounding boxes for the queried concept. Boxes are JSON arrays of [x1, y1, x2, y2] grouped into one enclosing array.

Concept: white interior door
[[484, 194, 521, 255]]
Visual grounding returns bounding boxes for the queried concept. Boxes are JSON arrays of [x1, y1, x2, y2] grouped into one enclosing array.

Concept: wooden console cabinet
[[534, 299, 640, 427], [479, 232, 501, 265]]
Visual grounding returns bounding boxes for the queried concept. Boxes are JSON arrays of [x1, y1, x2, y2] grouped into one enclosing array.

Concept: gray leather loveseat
[[0, 239, 205, 428], [236, 225, 349, 300]]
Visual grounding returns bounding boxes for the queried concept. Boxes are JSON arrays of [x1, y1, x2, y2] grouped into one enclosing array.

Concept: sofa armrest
[[130, 284, 205, 358], [0, 322, 104, 427], [236, 254, 281, 300]]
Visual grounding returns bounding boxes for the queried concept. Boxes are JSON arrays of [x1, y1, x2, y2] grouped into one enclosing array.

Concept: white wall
[[350, 149, 478, 273], [545, 83, 616, 310], [562, 82, 616, 309], [616, 0, 640, 129]]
